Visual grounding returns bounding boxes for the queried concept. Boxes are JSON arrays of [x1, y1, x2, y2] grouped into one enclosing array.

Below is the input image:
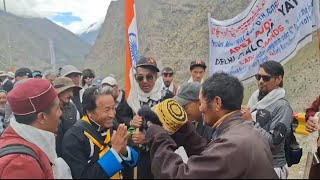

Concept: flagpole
[[3, 0, 13, 71]]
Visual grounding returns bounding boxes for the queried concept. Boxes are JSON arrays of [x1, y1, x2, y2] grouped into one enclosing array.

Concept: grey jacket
[[254, 98, 293, 168]]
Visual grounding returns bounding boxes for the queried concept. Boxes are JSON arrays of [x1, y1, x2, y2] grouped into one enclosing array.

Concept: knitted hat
[[153, 98, 188, 133]]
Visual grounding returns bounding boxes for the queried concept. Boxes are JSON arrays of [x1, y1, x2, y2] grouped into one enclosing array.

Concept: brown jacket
[[146, 111, 278, 179]]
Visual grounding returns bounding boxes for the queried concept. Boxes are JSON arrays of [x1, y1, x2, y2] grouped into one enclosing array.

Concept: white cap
[[7, 72, 15, 78], [102, 77, 117, 86], [0, 71, 6, 77]]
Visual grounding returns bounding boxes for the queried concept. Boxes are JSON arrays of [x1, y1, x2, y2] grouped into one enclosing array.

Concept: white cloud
[[0, 0, 115, 34]]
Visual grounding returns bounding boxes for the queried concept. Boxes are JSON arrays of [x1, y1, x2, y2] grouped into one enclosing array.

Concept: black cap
[[190, 58, 207, 71], [136, 56, 160, 72], [15, 68, 32, 78]]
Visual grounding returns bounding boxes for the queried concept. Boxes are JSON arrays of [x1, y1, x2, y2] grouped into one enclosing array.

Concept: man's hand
[[306, 116, 318, 133], [132, 131, 146, 145], [241, 106, 252, 121], [130, 115, 143, 128], [111, 124, 130, 154]]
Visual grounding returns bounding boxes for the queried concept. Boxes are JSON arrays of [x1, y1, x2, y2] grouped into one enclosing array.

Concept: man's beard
[[164, 82, 171, 87]]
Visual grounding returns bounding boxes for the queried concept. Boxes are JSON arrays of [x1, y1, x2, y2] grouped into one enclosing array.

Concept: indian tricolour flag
[[125, 0, 139, 99]]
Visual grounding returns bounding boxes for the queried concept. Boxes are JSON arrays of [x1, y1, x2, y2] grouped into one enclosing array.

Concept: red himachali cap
[[7, 79, 57, 115]]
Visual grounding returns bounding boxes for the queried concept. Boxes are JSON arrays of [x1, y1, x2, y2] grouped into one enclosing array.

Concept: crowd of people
[[0, 56, 318, 179]]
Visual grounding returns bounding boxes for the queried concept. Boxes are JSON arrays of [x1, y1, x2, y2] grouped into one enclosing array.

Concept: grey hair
[[99, 85, 114, 96]]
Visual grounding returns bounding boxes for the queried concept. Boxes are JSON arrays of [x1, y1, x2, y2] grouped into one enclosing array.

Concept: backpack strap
[[0, 144, 42, 168]]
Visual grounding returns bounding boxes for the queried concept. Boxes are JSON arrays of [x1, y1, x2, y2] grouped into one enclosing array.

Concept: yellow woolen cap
[[153, 98, 188, 133]]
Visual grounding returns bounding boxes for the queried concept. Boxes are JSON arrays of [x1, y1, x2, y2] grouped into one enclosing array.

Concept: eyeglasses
[[255, 74, 277, 82], [136, 74, 154, 82], [162, 73, 173, 77]]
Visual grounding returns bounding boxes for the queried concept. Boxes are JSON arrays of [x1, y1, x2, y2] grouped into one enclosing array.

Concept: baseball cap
[[173, 82, 201, 106], [190, 58, 207, 71], [7, 72, 15, 79], [32, 70, 43, 78], [15, 68, 32, 78], [92, 76, 104, 87], [60, 65, 82, 77], [102, 77, 117, 86], [136, 56, 160, 72]]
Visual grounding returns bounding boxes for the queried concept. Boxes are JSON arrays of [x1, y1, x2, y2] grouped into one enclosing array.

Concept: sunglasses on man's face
[[255, 74, 277, 82], [136, 74, 154, 82], [84, 76, 93, 79], [162, 73, 173, 77]]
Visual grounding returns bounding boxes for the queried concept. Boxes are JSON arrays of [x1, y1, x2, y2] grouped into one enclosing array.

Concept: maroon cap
[[7, 79, 57, 115]]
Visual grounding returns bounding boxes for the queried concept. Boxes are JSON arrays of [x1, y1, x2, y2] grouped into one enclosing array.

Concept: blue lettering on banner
[[266, 0, 279, 15], [212, 40, 224, 47]]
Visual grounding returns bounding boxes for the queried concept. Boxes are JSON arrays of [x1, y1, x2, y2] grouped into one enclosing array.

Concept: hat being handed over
[[153, 99, 188, 134]]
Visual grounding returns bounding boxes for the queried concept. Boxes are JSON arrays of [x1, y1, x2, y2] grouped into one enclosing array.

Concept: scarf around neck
[[10, 116, 72, 179], [127, 68, 163, 113], [247, 88, 286, 121]]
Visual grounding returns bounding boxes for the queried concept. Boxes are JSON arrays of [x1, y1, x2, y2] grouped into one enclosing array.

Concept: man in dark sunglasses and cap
[[127, 56, 165, 179], [161, 67, 178, 95], [242, 60, 293, 179]]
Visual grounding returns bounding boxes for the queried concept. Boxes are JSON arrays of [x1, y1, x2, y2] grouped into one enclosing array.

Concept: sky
[[0, 0, 114, 35]]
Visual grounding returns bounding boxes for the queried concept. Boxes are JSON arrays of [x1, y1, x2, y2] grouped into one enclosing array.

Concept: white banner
[[209, 0, 320, 82]]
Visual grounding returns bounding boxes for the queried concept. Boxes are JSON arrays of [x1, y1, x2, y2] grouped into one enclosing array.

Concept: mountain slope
[[0, 10, 90, 71], [86, 0, 320, 112], [85, 0, 253, 85]]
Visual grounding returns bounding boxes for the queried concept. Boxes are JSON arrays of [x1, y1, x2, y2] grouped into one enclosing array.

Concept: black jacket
[[2, 80, 13, 93], [72, 90, 83, 118], [56, 102, 78, 157], [115, 90, 134, 127]]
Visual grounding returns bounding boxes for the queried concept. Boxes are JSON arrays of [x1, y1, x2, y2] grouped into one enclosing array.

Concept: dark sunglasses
[[84, 76, 94, 79], [136, 74, 154, 82], [255, 74, 277, 82], [162, 73, 173, 77]]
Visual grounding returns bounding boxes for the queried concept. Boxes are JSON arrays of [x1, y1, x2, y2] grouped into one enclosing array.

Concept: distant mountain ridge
[[0, 10, 90, 71], [79, 22, 102, 45]]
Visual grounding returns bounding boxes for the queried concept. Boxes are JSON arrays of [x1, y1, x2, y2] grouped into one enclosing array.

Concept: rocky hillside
[[0, 10, 90, 72], [86, 0, 320, 112], [85, 0, 252, 84]]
